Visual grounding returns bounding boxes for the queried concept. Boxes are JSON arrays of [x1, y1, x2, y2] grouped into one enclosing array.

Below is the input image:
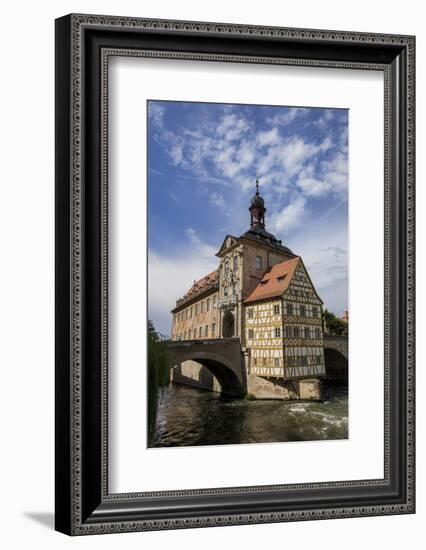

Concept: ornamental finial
[[255, 176, 259, 195]]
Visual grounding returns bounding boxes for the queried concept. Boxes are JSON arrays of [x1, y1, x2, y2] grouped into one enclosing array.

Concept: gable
[[216, 234, 239, 257], [285, 259, 323, 305]]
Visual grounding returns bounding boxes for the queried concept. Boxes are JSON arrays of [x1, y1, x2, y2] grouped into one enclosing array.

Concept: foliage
[[148, 320, 171, 445], [322, 309, 348, 336]]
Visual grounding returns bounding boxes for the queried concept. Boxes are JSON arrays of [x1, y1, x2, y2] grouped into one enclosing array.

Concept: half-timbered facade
[[244, 257, 325, 380], [170, 179, 325, 382]]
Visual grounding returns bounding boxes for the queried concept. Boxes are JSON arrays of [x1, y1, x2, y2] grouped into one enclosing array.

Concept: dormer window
[[260, 279, 268, 286], [277, 275, 286, 282]]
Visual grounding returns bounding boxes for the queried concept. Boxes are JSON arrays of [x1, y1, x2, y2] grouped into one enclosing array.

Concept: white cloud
[[269, 196, 307, 235], [266, 107, 308, 126], [170, 192, 180, 204], [257, 127, 280, 146], [148, 103, 345, 207], [313, 108, 335, 129], [235, 140, 255, 168], [257, 135, 333, 180], [297, 176, 329, 197], [216, 113, 251, 142], [287, 220, 348, 316], [209, 192, 226, 208], [320, 152, 348, 195], [148, 102, 165, 125], [169, 144, 183, 165], [148, 229, 218, 335]]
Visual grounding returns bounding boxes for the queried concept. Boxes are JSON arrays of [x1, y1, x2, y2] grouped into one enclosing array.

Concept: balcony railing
[[218, 295, 238, 309]]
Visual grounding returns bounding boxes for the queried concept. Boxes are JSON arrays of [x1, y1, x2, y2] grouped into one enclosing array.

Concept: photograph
[[52, 10, 415, 538], [147, 100, 349, 448]]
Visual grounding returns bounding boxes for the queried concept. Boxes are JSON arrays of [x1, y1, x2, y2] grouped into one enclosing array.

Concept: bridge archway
[[324, 349, 348, 381], [323, 335, 348, 381], [222, 310, 235, 338], [167, 339, 246, 397]]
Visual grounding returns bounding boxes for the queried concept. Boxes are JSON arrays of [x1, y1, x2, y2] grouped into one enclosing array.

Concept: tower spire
[[249, 177, 266, 230]]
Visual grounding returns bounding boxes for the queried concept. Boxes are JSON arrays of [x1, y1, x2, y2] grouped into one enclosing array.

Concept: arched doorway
[[222, 310, 235, 338]]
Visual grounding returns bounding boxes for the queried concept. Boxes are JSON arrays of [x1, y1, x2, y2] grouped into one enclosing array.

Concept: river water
[[151, 381, 348, 447]]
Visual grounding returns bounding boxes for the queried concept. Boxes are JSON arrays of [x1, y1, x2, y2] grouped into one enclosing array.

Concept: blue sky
[[147, 100, 348, 335]]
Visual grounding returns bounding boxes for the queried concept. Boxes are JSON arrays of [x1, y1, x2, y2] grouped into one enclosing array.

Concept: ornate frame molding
[[55, 14, 415, 535]]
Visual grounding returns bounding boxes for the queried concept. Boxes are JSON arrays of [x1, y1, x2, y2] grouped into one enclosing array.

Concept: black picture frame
[[55, 13, 415, 535]]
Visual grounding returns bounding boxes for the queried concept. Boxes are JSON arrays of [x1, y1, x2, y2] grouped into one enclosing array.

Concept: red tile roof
[[244, 257, 300, 304], [173, 270, 219, 310]]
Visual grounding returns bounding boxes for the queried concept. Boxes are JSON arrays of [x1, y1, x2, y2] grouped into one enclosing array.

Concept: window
[[274, 357, 280, 366], [260, 280, 268, 286], [315, 328, 321, 339], [206, 298, 210, 311], [262, 358, 266, 366], [287, 303, 293, 315], [248, 329, 254, 339], [190, 306, 193, 318], [285, 326, 292, 338], [300, 356, 308, 366], [195, 304, 198, 315], [199, 327, 202, 337], [256, 255, 262, 271], [293, 326, 300, 338], [188, 329, 192, 339], [213, 295, 217, 306], [277, 275, 286, 282], [184, 331, 187, 340], [274, 327, 281, 338], [247, 308, 253, 318], [205, 325, 208, 337], [304, 327, 310, 339], [300, 304, 306, 316], [224, 286, 228, 296], [200, 301, 204, 313], [233, 255, 238, 271], [273, 304, 280, 315], [212, 323, 216, 337], [253, 358, 257, 366], [313, 306, 318, 318]]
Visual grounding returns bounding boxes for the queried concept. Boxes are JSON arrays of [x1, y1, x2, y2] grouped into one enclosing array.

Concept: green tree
[[322, 309, 348, 336], [148, 320, 171, 445]]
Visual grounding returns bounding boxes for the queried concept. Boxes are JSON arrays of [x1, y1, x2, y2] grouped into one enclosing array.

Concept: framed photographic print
[[55, 14, 415, 535]]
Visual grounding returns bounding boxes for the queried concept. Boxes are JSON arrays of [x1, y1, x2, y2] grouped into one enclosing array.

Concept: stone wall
[[171, 360, 221, 393], [172, 362, 321, 401], [247, 375, 321, 400]]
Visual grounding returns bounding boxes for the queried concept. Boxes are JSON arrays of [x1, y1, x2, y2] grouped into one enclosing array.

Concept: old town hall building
[[171, 181, 326, 382]]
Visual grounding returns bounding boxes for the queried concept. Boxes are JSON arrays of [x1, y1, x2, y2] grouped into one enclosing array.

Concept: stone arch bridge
[[323, 335, 348, 380], [166, 338, 246, 397], [166, 335, 348, 397]]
